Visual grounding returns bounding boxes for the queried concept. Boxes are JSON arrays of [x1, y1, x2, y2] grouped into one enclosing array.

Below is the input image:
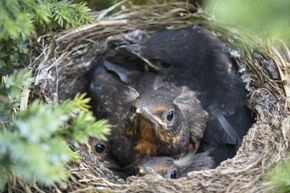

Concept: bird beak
[[117, 44, 160, 71], [136, 106, 167, 129]]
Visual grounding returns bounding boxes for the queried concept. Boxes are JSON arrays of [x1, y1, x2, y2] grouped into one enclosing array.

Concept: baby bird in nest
[[90, 59, 208, 166], [123, 81, 208, 158], [127, 151, 214, 179]]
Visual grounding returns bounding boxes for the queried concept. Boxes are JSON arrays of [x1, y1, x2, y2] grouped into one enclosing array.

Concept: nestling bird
[[89, 60, 137, 166], [90, 59, 208, 166], [127, 151, 214, 179], [124, 82, 208, 158], [119, 26, 252, 164]]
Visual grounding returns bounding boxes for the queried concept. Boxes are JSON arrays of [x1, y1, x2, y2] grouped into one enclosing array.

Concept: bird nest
[[32, 2, 290, 193]]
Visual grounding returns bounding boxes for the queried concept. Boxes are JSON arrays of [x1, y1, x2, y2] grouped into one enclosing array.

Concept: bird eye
[[94, 143, 105, 153], [170, 170, 177, 179], [166, 111, 174, 121], [133, 167, 140, 175]]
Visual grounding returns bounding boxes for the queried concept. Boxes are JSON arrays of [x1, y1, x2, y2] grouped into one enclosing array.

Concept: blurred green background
[[206, 0, 290, 44]]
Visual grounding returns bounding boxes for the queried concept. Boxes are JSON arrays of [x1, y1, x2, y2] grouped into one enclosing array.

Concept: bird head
[[124, 84, 208, 157], [133, 156, 179, 179], [129, 151, 214, 179]]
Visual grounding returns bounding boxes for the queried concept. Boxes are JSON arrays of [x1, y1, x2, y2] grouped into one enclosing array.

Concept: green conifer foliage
[[0, 71, 110, 189], [44, 0, 93, 30], [0, 0, 93, 75], [0, 0, 108, 190]]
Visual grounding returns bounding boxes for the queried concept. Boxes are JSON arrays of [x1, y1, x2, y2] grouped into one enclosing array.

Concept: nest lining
[[31, 2, 290, 193]]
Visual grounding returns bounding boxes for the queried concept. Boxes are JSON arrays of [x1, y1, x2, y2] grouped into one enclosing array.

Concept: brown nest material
[[32, 1, 290, 193]]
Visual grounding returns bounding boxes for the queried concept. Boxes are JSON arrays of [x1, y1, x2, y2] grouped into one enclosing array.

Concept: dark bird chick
[[89, 60, 139, 166], [90, 59, 208, 166], [128, 151, 214, 179], [124, 83, 208, 158]]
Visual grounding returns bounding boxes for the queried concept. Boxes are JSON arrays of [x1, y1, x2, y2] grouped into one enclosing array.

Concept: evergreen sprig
[[0, 0, 110, 191], [45, 1, 93, 30], [0, 71, 110, 190], [0, 0, 94, 75], [0, 70, 32, 128]]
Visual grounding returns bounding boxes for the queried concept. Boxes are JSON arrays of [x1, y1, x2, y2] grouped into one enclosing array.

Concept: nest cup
[[33, 2, 290, 192]]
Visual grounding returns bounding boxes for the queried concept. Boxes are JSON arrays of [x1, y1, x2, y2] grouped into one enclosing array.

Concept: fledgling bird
[[90, 59, 208, 166], [89, 60, 137, 166], [127, 151, 214, 179], [124, 82, 208, 158], [119, 26, 252, 163]]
